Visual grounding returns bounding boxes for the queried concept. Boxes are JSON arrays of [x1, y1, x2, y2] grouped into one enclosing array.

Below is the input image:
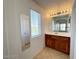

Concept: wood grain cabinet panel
[[45, 34, 70, 54], [47, 39, 55, 48]]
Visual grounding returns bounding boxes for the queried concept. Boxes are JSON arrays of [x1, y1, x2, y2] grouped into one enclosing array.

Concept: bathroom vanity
[[45, 34, 70, 54]]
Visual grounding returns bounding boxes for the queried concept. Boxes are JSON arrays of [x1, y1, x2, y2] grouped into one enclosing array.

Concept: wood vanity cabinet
[[45, 34, 70, 54]]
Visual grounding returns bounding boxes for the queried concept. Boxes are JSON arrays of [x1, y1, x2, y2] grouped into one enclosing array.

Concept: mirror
[[52, 14, 71, 32], [20, 14, 30, 51]]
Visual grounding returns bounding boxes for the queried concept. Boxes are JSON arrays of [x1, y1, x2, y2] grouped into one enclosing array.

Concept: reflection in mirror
[[20, 14, 30, 51], [52, 14, 71, 32]]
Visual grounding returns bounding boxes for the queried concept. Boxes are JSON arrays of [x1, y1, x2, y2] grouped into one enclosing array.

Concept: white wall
[[3, 0, 45, 59], [3, 1, 8, 59], [70, 0, 76, 59], [4, 0, 20, 59]]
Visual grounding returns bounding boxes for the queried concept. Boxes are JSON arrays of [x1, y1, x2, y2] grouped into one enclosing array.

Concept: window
[[31, 10, 41, 37]]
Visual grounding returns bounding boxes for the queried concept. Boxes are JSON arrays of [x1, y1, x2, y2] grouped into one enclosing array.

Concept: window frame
[[30, 9, 41, 38]]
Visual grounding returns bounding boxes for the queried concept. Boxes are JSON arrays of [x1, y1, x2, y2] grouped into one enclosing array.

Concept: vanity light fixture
[[50, 9, 69, 16]]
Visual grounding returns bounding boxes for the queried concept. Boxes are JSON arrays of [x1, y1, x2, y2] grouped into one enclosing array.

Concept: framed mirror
[[52, 14, 71, 32], [20, 14, 30, 51]]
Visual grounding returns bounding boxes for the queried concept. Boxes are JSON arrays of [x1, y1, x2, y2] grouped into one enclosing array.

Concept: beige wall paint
[[3, 0, 45, 59]]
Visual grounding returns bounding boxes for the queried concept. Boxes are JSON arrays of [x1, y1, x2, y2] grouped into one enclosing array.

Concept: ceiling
[[33, 0, 73, 10]]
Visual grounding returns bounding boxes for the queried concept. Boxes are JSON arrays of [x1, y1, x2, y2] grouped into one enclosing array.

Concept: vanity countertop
[[45, 32, 71, 37]]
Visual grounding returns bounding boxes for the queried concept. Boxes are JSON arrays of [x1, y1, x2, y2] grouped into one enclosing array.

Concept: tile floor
[[33, 47, 70, 59]]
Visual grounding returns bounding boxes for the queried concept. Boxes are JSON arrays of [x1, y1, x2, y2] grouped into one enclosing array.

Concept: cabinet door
[[50, 38, 55, 48], [60, 39, 68, 53], [55, 37, 69, 54], [59, 38, 69, 54], [46, 39, 51, 47], [46, 38, 55, 48], [55, 39, 61, 51], [45, 34, 55, 48], [45, 35, 52, 46]]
